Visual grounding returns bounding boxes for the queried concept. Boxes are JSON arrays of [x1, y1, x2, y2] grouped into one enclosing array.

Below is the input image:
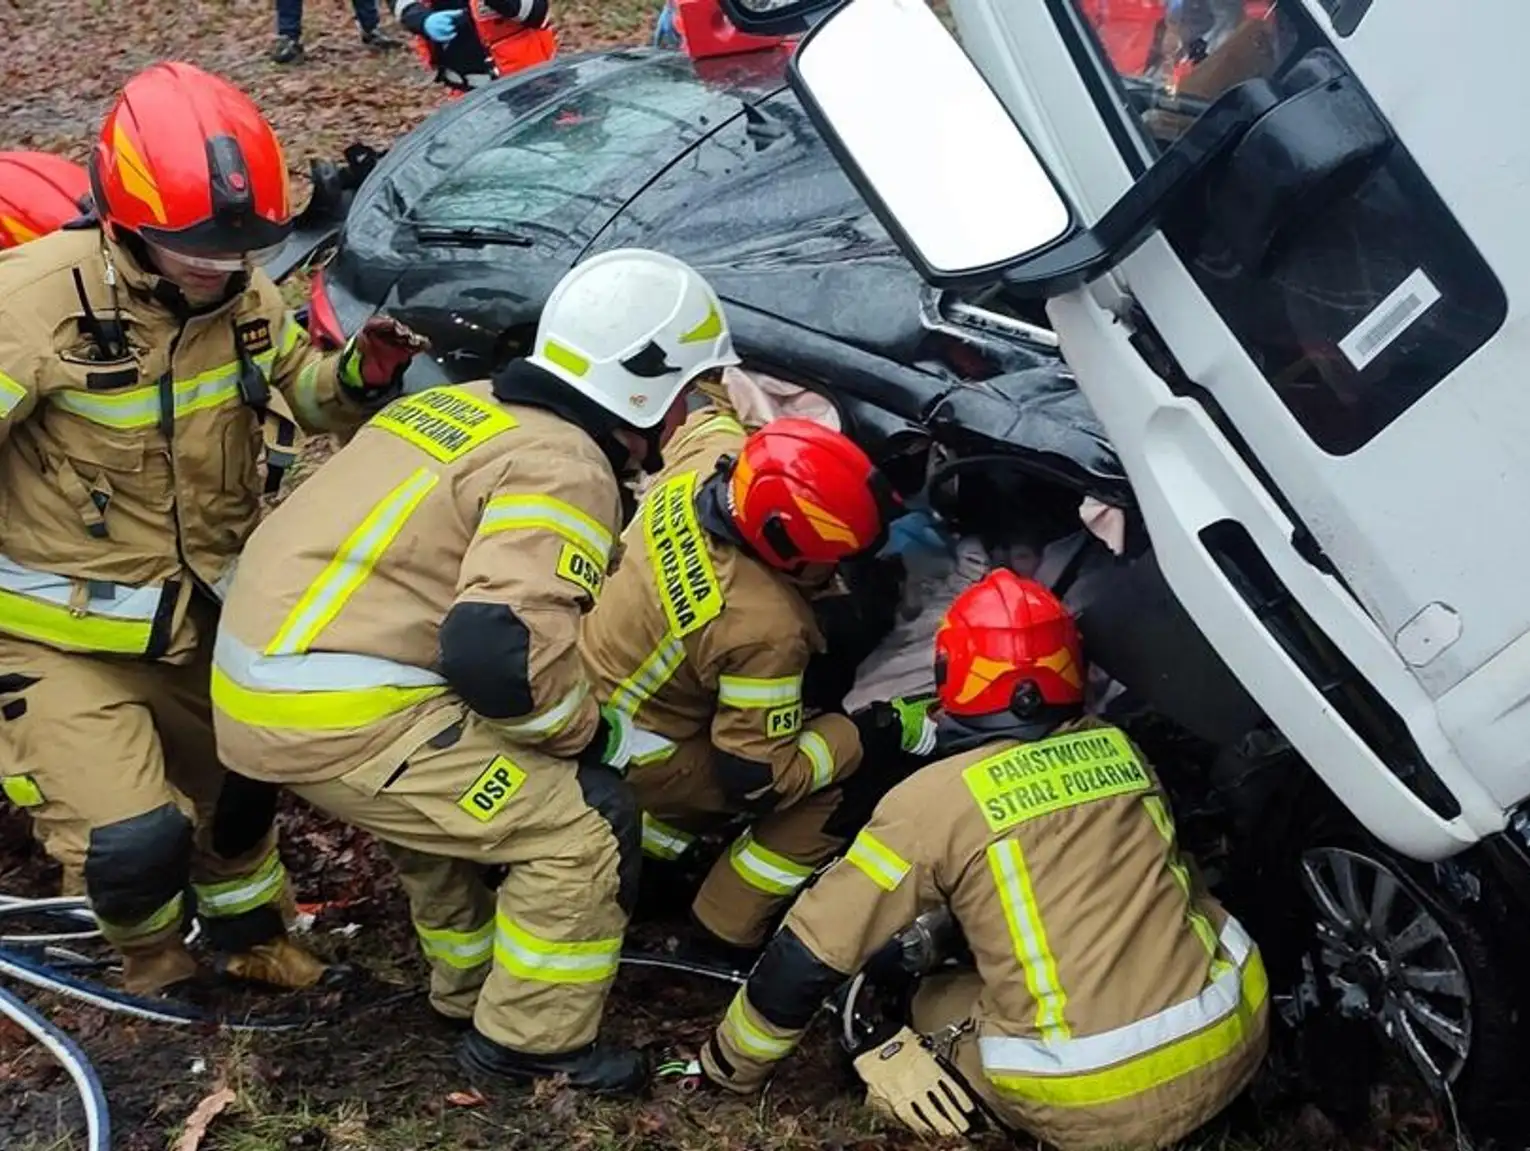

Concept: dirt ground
[[0, 2, 1470, 1149]]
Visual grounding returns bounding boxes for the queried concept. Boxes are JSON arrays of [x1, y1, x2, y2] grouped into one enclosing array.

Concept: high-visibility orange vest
[[471, 0, 557, 76]]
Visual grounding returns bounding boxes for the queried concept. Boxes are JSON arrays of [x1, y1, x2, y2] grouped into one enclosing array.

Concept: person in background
[[397, 0, 556, 94], [0, 153, 91, 249], [272, 0, 401, 66]]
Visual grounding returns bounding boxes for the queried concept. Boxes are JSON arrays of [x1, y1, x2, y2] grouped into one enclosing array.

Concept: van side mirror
[[788, 0, 1396, 298], [788, 0, 1073, 286]]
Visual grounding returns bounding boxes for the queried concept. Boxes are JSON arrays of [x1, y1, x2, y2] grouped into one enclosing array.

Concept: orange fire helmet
[[0, 152, 90, 248], [935, 570, 1085, 719]]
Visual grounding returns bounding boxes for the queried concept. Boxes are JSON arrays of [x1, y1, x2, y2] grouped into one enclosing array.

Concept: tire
[[1288, 832, 1527, 1136]]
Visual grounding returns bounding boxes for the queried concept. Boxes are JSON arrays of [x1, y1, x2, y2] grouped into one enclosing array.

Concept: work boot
[[361, 27, 402, 50], [270, 36, 304, 65], [214, 936, 332, 990], [458, 1031, 650, 1096], [121, 939, 201, 996]]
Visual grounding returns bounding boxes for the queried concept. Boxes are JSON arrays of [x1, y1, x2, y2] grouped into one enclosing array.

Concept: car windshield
[[408, 66, 726, 236]]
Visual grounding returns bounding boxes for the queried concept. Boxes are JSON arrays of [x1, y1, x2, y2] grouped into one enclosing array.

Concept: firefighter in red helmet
[[0, 62, 426, 996], [0, 153, 91, 249], [579, 416, 909, 961], [396, 0, 556, 94], [700, 571, 1270, 1150]]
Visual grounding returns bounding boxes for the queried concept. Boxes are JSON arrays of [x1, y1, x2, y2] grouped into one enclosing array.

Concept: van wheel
[[1296, 842, 1524, 1131]]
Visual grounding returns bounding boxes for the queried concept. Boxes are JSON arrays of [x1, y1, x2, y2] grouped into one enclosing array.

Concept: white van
[[715, 0, 1530, 1129]]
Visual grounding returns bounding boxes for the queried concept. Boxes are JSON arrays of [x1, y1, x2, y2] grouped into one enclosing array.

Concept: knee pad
[[747, 927, 846, 1030], [575, 765, 641, 916], [211, 771, 279, 859], [85, 803, 193, 927]]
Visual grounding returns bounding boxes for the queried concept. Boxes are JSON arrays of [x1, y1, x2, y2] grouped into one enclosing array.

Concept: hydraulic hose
[[0, 979, 110, 1151]]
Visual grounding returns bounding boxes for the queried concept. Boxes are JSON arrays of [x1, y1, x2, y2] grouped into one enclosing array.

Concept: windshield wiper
[[408, 223, 534, 248]]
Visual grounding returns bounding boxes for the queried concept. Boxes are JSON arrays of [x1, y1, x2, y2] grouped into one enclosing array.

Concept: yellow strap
[[267, 467, 439, 656], [988, 838, 1070, 1041]]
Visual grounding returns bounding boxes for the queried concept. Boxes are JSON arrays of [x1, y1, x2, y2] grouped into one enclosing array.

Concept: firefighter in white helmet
[[212, 249, 738, 1093]]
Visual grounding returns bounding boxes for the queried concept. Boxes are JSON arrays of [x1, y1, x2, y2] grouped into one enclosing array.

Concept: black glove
[[851, 701, 908, 766]]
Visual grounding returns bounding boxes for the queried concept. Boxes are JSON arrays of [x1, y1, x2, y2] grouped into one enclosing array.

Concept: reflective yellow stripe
[[492, 912, 620, 984], [728, 831, 815, 896], [1143, 795, 1220, 958], [416, 920, 493, 969], [279, 317, 303, 355], [982, 920, 1268, 1108], [845, 829, 910, 892], [1, 775, 44, 808], [717, 674, 801, 710], [641, 812, 695, 860], [194, 848, 288, 918], [50, 363, 243, 429], [798, 730, 834, 793], [0, 372, 26, 417], [721, 988, 799, 1060], [491, 682, 588, 740], [0, 555, 163, 657], [293, 361, 326, 427], [988, 839, 1069, 1041], [96, 892, 184, 943], [478, 494, 613, 564], [609, 634, 684, 717], [211, 666, 446, 730], [267, 467, 439, 655], [675, 413, 746, 451]]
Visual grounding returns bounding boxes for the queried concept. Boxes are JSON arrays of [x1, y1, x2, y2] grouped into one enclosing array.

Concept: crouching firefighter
[[579, 417, 905, 962], [0, 63, 423, 994], [211, 249, 739, 1094], [396, 0, 556, 93], [701, 571, 1269, 1150]]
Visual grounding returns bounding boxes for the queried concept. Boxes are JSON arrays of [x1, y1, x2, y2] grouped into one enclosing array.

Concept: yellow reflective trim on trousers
[[211, 665, 447, 730], [986, 949, 1269, 1108], [0, 372, 27, 417], [717, 674, 801, 709], [97, 891, 184, 943], [722, 988, 799, 1061], [194, 848, 288, 918], [988, 839, 1070, 1041], [478, 494, 613, 564], [641, 812, 695, 860], [267, 467, 439, 655], [798, 730, 834, 793], [609, 634, 684, 717], [492, 912, 621, 984], [0, 588, 154, 654], [416, 920, 493, 969], [729, 831, 815, 896], [1144, 795, 1220, 958], [844, 829, 910, 892], [50, 363, 243, 429]]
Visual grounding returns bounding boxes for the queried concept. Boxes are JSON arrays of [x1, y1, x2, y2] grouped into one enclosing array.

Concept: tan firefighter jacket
[[211, 381, 624, 784], [712, 718, 1269, 1150], [0, 228, 367, 663], [578, 404, 862, 812]]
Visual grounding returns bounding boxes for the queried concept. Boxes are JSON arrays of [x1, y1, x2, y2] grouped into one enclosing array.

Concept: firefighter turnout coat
[[211, 381, 639, 1052], [578, 405, 865, 948], [706, 719, 1269, 1150]]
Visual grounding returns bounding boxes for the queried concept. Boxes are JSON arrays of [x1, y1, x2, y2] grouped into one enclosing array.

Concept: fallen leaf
[[446, 1089, 487, 1108], [176, 1085, 237, 1151]]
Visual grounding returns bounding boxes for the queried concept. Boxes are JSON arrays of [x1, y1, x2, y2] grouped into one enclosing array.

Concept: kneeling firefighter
[[701, 571, 1269, 1150], [579, 416, 906, 960], [0, 153, 90, 249], [396, 0, 556, 93], [0, 63, 422, 994], [211, 249, 739, 1093]]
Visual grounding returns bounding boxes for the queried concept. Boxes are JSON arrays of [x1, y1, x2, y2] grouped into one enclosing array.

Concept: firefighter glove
[[423, 9, 468, 41], [340, 316, 430, 400], [580, 704, 634, 775], [854, 1026, 979, 1137]]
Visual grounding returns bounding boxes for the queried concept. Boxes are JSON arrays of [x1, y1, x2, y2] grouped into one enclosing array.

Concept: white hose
[[0, 980, 110, 1151]]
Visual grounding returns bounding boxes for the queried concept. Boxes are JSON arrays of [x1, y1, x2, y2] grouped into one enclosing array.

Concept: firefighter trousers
[[0, 628, 289, 961], [629, 737, 852, 949], [289, 705, 640, 1054]]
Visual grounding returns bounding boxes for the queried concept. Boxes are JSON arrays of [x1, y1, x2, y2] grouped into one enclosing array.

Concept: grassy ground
[[0, 4, 1469, 1150]]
